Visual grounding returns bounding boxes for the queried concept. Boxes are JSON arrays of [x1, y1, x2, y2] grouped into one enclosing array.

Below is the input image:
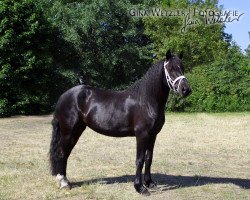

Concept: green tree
[[0, 0, 58, 116], [142, 0, 249, 112], [44, 0, 152, 89], [143, 0, 230, 69], [185, 46, 250, 112]]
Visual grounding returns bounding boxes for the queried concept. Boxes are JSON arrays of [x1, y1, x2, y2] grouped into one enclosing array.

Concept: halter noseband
[[164, 61, 186, 92]]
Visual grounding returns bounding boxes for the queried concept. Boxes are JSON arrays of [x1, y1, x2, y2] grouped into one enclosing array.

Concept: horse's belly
[[85, 111, 134, 137], [82, 95, 136, 137], [87, 123, 134, 137]]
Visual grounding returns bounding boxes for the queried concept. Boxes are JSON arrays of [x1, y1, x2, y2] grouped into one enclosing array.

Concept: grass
[[0, 113, 249, 200]]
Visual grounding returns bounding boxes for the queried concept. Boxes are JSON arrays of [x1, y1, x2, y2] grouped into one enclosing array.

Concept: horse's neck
[[135, 71, 170, 110], [150, 82, 170, 111], [126, 61, 170, 110]]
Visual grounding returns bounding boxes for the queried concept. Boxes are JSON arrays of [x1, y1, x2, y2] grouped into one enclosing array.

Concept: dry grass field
[[0, 113, 249, 200]]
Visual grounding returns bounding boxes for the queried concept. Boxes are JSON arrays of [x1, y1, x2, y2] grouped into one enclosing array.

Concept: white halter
[[164, 61, 186, 92]]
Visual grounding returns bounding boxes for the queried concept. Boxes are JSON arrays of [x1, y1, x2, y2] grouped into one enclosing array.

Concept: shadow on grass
[[71, 173, 250, 190]]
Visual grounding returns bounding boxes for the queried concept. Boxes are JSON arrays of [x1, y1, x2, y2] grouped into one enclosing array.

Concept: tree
[[0, 0, 248, 116], [143, 0, 230, 69], [0, 0, 58, 116], [184, 46, 250, 112], [44, 0, 152, 89], [142, 0, 248, 112]]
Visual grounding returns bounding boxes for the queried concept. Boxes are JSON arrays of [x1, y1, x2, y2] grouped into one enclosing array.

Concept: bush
[[168, 47, 250, 112]]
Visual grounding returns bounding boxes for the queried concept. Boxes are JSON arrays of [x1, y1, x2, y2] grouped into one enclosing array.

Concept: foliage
[[42, 0, 152, 89], [0, 0, 249, 116], [0, 0, 153, 116], [0, 0, 67, 116], [142, 0, 249, 112], [168, 46, 250, 112], [143, 0, 230, 69]]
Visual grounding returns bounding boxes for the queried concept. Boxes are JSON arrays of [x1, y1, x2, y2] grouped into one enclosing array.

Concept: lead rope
[[164, 61, 186, 92]]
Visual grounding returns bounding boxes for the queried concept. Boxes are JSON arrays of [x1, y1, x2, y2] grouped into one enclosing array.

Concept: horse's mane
[[126, 59, 168, 103]]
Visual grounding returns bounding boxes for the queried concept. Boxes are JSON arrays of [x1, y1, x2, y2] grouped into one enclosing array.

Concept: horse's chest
[[149, 113, 165, 134]]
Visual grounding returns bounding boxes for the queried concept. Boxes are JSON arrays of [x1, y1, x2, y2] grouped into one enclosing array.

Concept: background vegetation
[[0, 0, 249, 116]]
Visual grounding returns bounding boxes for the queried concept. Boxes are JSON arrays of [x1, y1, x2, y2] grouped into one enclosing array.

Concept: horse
[[49, 50, 192, 195]]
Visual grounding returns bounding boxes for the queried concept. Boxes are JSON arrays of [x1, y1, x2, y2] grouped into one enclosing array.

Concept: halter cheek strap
[[164, 61, 186, 92]]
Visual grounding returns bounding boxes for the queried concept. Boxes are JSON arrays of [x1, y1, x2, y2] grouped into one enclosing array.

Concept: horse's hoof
[[139, 186, 150, 196], [60, 184, 71, 190], [56, 174, 71, 190], [145, 181, 157, 189]]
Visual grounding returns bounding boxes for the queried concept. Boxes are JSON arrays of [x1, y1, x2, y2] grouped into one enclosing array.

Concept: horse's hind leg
[[51, 120, 85, 189]]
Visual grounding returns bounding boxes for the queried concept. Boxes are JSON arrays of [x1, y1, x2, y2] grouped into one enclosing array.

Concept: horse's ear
[[179, 51, 184, 60], [166, 49, 172, 61]]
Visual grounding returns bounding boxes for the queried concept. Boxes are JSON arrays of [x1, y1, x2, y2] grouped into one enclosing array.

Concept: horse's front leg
[[134, 132, 150, 195], [144, 134, 157, 188]]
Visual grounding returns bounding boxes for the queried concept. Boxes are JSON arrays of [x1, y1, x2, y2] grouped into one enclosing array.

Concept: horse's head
[[163, 50, 192, 97]]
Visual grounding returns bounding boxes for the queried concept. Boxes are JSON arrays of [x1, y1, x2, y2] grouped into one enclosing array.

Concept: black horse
[[49, 50, 191, 195]]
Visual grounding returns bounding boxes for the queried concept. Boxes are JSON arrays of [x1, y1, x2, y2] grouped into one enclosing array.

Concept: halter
[[164, 61, 186, 92]]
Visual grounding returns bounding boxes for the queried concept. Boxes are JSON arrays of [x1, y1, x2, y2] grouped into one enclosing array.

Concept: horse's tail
[[49, 115, 61, 175]]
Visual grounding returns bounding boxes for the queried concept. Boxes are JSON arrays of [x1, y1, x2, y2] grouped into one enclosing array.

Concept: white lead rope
[[164, 61, 186, 92]]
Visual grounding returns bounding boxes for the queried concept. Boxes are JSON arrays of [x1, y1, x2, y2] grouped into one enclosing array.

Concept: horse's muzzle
[[181, 87, 192, 97]]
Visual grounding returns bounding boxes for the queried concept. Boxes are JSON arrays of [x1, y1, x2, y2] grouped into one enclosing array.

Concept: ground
[[0, 113, 249, 200]]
